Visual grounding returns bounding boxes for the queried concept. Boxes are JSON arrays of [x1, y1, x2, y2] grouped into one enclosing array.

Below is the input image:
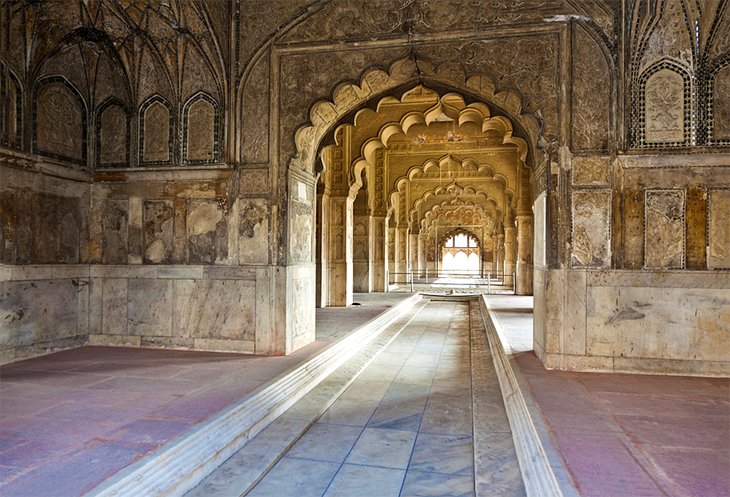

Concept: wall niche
[[33, 77, 87, 164], [140, 96, 172, 165], [183, 93, 218, 163], [97, 99, 129, 167]]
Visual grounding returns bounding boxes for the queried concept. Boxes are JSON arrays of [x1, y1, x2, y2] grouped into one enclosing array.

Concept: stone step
[[87, 294, 423, 497]]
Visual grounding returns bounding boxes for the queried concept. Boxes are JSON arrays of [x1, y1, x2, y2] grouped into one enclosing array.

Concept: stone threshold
[[479, 295, 577, 497], [86, 294, 423, 497]]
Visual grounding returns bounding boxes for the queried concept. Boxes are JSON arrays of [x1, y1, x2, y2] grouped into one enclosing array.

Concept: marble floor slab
[[485, 294, 730, 497], [244, 301, 526, 497], [0, 293, 415, 497]]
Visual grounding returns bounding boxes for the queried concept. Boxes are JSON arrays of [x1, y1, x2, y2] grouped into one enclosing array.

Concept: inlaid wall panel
[[644, 189, 685, 269], [33, 77, 86, 164], [97, 100, 129, 167], [140, 96, 172, 165], [183, 93, 218, 163], [708, 189, 730, 269], [571, 190, 611, 268]]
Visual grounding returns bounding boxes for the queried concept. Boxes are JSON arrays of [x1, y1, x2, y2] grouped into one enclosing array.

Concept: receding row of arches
[[313, 85, 536, 307]]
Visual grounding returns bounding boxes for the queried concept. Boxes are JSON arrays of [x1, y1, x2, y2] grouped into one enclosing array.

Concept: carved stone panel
[[239, 169, 269, 195], [708, 190, 730, 269], [571, 190, 611, 268], [35, 82, 85, 162], [102, 199, 129, 264], [0, 190, 15, 263], [572, 25, 610, 151], [644, 68, 685, 144], [645, 190, 685, 269], [572, 156, 611, 186], [238, 199, 269, 264], [290, 203, 314, 263], [98, 104, 128, 166], [6, 75, 20, 147], [185, 98, 216, 162], [713, 65, 730, 141], [143, 200, 173, 264], [187, 200, 227, 263], [142, 101, 170, 163]]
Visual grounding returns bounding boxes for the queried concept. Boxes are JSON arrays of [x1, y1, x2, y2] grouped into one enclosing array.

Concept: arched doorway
[[439, 231, 481, 277], [313, 84, 535, 306]]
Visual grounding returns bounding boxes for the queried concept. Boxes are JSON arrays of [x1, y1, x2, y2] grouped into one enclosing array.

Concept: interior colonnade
[[315, 86, 535, 308]]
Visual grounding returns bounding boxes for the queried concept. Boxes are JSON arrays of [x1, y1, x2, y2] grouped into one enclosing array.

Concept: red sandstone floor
[[517, 352, 730, 497], [0, 294, 411, 497]]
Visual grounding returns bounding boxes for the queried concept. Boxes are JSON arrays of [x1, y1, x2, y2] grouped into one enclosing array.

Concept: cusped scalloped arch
[[292, 57, 541, 174]]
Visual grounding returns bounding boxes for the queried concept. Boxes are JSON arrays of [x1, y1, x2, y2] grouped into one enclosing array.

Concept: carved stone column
[[328, 195, 353, 306], [516, 213, 534, 295], [417, 233, 426, 278], [316, 190, 329, 307], [496, 230, 505, 280], [352, 211, 372, 293], [372, 215, 387, 291], [409, 232, 419, 280], [503, 215, 517, 288], [396, 226, 408, 284], [387, 225, 396, 287]]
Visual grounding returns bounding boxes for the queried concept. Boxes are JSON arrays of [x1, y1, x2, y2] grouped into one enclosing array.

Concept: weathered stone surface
[[143, 200, 174, 264], [238, 199, 269, 264], [98, 104, 128, 166], [571, 25, 610, 151], [713, 65, 730, 141], [35, 81, 85, 162], [173, 279, 255, 340], [644, 190, 685, 269], [572, 156, 610, 186], [186, 98, 216, 162], [709, 189, 730, 269], [187, 200, 227, 264], [142, 100, 171, 163], [127, 279, 173, 337], [571, 190, 611, 268], [102, 199, 129, 264]]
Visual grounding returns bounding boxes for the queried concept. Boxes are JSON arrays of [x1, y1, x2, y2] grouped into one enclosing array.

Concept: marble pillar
[[515, 214, 534, 295], [352, 212, 372, 292], [409, 233, 419, 280], [316, 192, 329, 307], [504, 222, 516, 288], [372, 216, 387, 291], [387, 226, 396, 287], [328, 196, 353, 306], [396, 226, 408, 283], [496, 232, 505, 280]]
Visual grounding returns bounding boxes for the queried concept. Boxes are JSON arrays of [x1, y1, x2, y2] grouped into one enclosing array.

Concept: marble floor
[[239, 300, 525, 497], [0, 293, 413, 497], [485, 294, 730, 497]]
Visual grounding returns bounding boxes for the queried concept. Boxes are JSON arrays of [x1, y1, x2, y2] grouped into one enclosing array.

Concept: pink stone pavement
[[0, 294, 411, 497], [515, 352, 730, 497]]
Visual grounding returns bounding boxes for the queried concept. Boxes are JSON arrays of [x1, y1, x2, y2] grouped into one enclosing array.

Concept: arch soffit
[[295, 57, 541, 176]]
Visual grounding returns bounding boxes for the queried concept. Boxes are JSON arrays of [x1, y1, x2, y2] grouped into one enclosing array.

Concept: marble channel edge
[[87, 293, 423, 497], [478, 295, 567, 497]]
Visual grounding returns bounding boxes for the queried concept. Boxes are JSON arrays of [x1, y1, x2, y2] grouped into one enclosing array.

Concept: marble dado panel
[[0, 279, 84, 363], [538, 268, 730, 376], [571, 156, 611, 186], [708, 190, 730, 269], [586, 285, 730, 364], [533, 192, 546, 268], [644, 190, 685, 269], [571, 190, 611, 268]]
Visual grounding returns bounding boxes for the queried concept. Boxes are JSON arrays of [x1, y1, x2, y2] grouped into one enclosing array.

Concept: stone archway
[[310, 83, 536, 306]]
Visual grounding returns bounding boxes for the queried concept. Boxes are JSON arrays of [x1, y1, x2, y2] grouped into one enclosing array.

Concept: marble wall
[[536, 268, 730, 377]]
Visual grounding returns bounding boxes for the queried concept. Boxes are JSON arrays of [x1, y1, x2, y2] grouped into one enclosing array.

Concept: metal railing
[[387, 270, 517, 294]]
